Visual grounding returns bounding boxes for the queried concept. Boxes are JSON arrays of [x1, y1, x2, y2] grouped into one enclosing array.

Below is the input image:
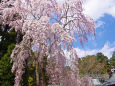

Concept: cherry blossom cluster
[[0, 0, 95, 86]]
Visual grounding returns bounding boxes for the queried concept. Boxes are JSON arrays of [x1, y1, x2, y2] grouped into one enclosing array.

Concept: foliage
[[96, 52, 108, 63], [28, 76, 34, 86], [22, 59, 36, 86], [112, 51, 115, 58], [79, 53, 109, 75], [109, 51, 115, 67], [109, 58, 115, 67], [0, 43, 15, 86], [0, 25, 16, 58], [0, 0, 95, 86]]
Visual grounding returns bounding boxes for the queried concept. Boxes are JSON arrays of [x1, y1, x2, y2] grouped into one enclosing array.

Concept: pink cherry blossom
[[0, 0, 95, 86]]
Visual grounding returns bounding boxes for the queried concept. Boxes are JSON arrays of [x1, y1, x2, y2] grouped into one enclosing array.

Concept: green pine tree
[[0, 25, 16, 58], [0, 43, 15, 86]]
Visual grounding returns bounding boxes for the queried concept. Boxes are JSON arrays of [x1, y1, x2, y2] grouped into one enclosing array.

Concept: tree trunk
[[35, 60, 39, 86], [42, 70, 47, 86], [42, 56, 47, 86]]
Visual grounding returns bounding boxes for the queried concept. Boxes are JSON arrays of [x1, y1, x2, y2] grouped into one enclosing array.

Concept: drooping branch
[[0, 0, 95, 86]]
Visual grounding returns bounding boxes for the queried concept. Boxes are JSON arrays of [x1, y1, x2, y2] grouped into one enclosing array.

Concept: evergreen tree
[[96, 52, 108, 63], [0, 25, 16, 58], [0, 43, 15, 86]]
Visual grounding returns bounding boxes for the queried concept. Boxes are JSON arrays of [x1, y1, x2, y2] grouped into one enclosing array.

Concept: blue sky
[[74, 0, 115, 58], [57, 0, 115, 58], [75, 14, 115, 58], [75, 14, 115, 49]]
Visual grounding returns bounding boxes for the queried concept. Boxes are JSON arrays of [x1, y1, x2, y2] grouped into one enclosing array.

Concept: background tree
[[0, 43, 15, 86], [0, 0, 95, 86], [109, 51, 115, 67], [78, 53, 109, 75], [96, 52, 108, 63], [78, 54, 110, 82], [112, 51, 115, 58], [0, 26, 16, 58]]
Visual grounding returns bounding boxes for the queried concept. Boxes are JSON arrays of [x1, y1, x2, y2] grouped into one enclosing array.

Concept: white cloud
[[100, 42, 115, 58], [57, 0, 115, 21], [83, 0, 115, 21], [75, 48, 97, 58], [74, 42, 115, 58], [108, 5, 115, 17]]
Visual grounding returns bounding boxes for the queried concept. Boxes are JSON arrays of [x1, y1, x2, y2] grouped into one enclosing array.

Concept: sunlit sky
[[58, 0, 115, 58]]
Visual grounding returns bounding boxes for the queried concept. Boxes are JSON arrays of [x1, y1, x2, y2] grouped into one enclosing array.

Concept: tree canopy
[[79, 53, 109, 75], [0, 0, 95, 86]]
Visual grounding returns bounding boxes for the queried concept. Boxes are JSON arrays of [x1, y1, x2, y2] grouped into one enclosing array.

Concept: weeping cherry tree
[[0, 0, 95, 86]]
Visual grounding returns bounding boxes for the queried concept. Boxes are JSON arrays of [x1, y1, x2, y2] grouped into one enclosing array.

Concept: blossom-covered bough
[[0, 0, 95, 86]]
